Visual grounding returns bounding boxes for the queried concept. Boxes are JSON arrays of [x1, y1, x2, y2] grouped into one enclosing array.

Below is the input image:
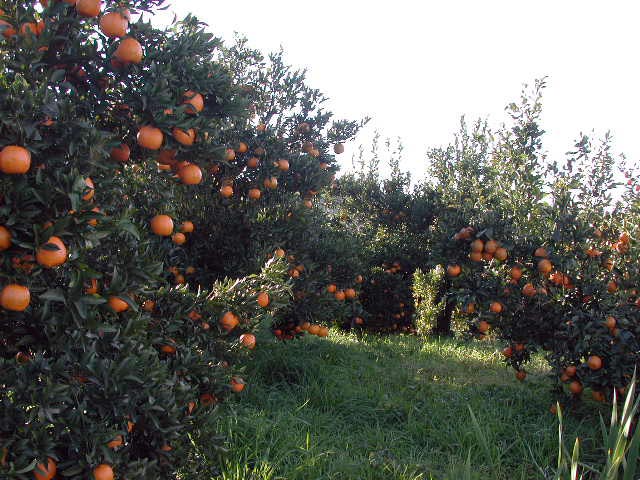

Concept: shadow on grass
[[202, 331, 606, 480]]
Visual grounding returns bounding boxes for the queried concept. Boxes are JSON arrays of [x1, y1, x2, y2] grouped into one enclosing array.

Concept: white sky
[[156, 1, 640, 181]]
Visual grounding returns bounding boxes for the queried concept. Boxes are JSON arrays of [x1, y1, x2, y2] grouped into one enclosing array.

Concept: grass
[[202, 331, 608, 480]]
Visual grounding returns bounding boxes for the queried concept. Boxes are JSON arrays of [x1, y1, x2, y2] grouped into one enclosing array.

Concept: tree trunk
[[432, 276, 454, 336]]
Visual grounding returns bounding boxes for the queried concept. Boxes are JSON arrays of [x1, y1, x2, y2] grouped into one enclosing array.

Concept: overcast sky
[[156, 1, 639, 180]]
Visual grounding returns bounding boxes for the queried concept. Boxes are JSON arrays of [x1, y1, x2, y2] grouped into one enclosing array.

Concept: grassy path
[[207, 332, 604, 479]]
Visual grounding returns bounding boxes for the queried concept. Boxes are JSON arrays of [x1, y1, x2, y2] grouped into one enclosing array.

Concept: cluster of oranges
[[149, 215, 195, 248]]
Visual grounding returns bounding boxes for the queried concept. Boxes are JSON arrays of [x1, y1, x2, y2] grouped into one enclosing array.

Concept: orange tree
[[0, 2, 292, 479]]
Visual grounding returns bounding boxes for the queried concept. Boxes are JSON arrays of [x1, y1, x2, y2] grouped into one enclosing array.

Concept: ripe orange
[[537, 259, 553, 274], [0, 225, 11, 251], [160, 344, 176, 354], [93, 464, 114, 480], [447, 264, 462, 277], [236, 142, 248, 153], [110, 143, 130, 162], [515, 370, 527, 381], [510, 266, 523, 280], [257, 292, 270, 307], [220, 185, 233, 198], [99, 11, 128, 37], [150, 215, 173, 236], [230, 376, 245, 392], [178, 164, 202, 185], [82, 177, 95, 201], [344, 288, 357, 299], [264, 177, 278, 189], [137, 126, 163, 150], [0, 284, 30, 312], [274, 248, 285, 258], [463, 302, 476, 314], [478, 320, 490, 333], [114, 37, 143, 64], [587, 355, 602, 370], [494, 247, 508, 261], [176, 222, 194, 235], [76, 0, 101, 17], [108, 296, 129, 313], [605, 316, 616, 329], [619, 232, 630, 243], [565, 365, 577, 377], [107, 435, 124, 449], [0, 145, 31, 174], [334, 290, 346, 301], [277, 159, 290, 171], [219, 311, 239, 331], [355, 275, 364, 284], [470, 239, 484, 252], [172, 232, 186, 245], [318, 326, 329, 337], [327, 284, 337, 293], [592, 391, 605, 403], [308, 324, 320, 335], [522, 283, 536, 297], [502, 346, 513, 358], [334, 143, 345, 154], [607, 281, 618, 293], [489, 301, 503, 313], [239, 333, 256, 349], [469, 252, 482, 262], [484, 239, 499, 253], [36, 236, 68, 268], [534, 247, 548, 258], [569, 380, 583, 395], [33, 457, 57, 480], [183, 90, 204, 114], [248, 188, 261, 200], [173, 127, 196, 146], [246, 156, 259, 168]]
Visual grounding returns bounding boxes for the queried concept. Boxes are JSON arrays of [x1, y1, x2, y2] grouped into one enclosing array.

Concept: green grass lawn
[[205, 331, 607, 480]]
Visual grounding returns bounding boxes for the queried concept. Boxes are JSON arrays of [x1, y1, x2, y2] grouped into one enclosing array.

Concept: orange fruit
[[107, 435, 124, 449], [484, 239, 499, 253], [565, 365, 577, 377], [19, 22, 39, 36], [108, 296, 129, 313], [569, 380, 583, 395], [587, 355, 602, 370], [463, 303, 476, 314], [93, 464, 114, 480], [224, 148, 236, 161], [605, 316, 616, 329], [592, 391, 605, 403], [33, 457, 57, 480], [114, 37, 143, 64], [334, 290, 345, 301], [534, 247, 548, 258], [510, 266, 523, 280], [274, 248, 286, 258], [173, 127, 196, 146], [182, 90, 204, 114], [482, 252, 494, 261], [515, 370, 527, 381], [236, 142, 248, 153], [447, 265, 461, 277], [327, 284, 337, 293], [248, 188, 261, 200], [0, 145, 31, 174], [150, 215, 173, 236], [76, 0, 101, 17], [100, 11, 128, 37], [470, 239, 484, 252], [0, 225, 11, 251], [469, 252, 482, 262], [199, 393, 217, 407], [179, 221, 194, 234], [334, 143, 345, 154], [36, 236, 68, 268], [489, 301, 503, 313], [172, 232, 186, 245], [246, 156, 259, 168], [219, 311, 239, 331], [607, 281, 618, 293], [257, 292, 270, 307], [0, 284, 30, 312], [277, 159, 290, 171], [82, 177, 95, 201], [178, 164, 202, 185], [317, 326, 329, 337], [264, 177, 278, 189], [502, 346, 513, 358], [308, 324, 320, 335], [355, 275, 364, 284], [220, 185, 233, 198], [158, 149, 177, 165], [344, 288, 357, 299], [230, 376, 245, 392], [522, 283, 536, 297], [478, 320, 490, 333], [137, 126, 163, 150], [160, 344, 176, 354], [494, 247, 508, 261], [110, 143, 130, 162], [619, 232, 630, 243], [537, 259, 553, 274], [239, 333, 256, 349]]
